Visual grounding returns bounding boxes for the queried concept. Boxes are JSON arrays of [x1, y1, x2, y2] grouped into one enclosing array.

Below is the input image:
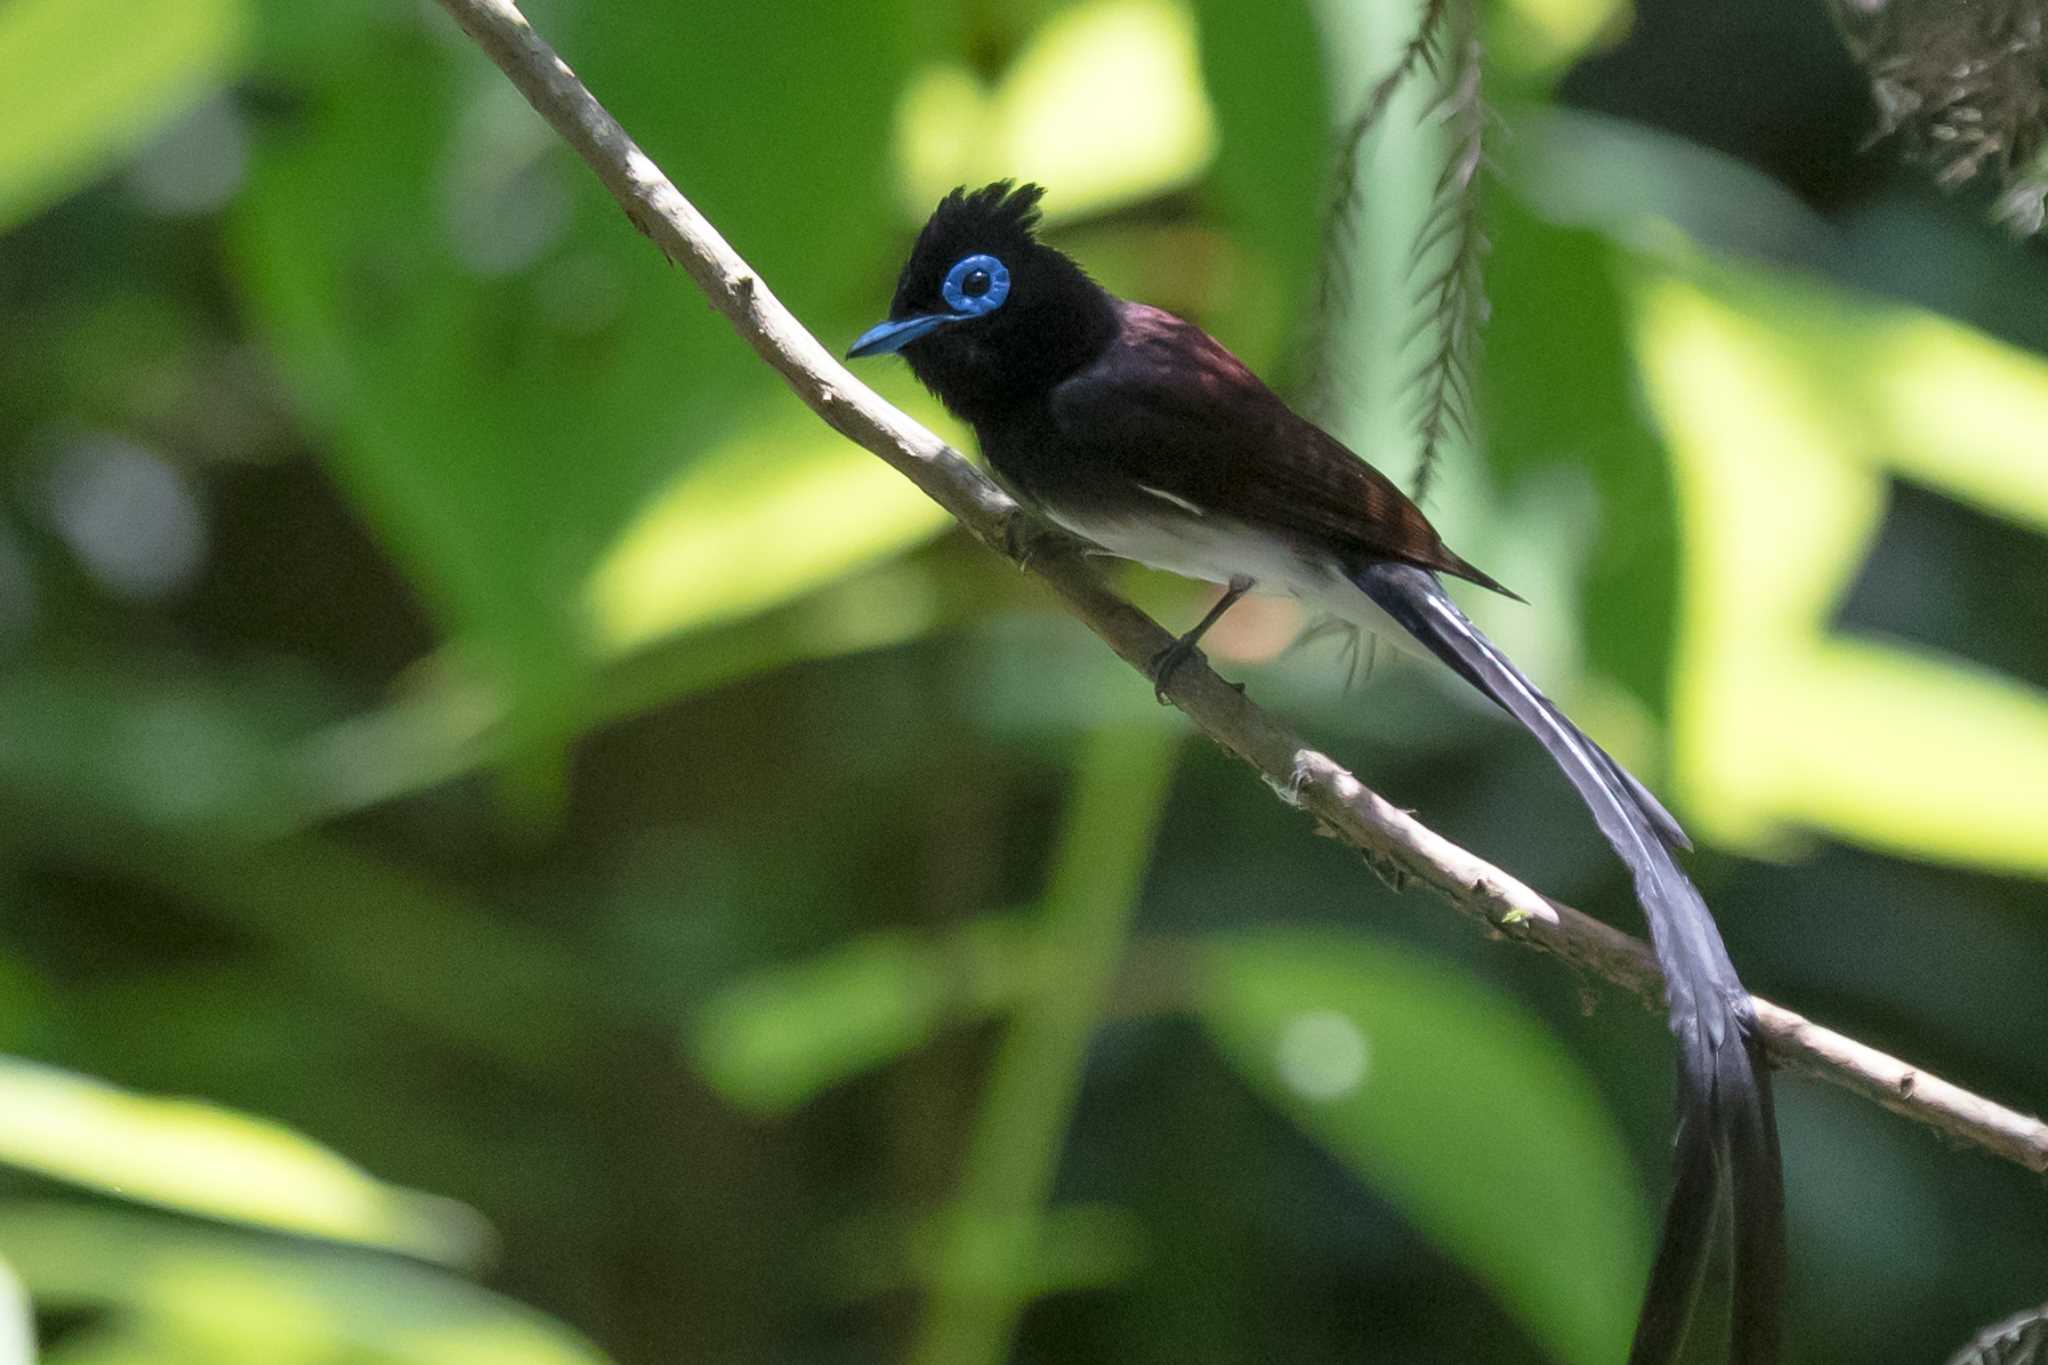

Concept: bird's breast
[[1044, 501, 1309, 589], [1039, 500, 1420, 653]]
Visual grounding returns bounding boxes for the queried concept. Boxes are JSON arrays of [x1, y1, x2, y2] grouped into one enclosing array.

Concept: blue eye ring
[[942, 253, 1010, 316]]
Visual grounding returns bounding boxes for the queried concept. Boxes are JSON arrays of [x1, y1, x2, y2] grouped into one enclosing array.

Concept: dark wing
[[1047, 303, 1516, 597]]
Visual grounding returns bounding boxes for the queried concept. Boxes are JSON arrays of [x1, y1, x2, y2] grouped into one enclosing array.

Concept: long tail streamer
[[1352, 561, 1784, 1365]]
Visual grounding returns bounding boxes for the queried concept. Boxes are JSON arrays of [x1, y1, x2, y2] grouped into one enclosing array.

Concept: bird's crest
[[903, 182, 1044, 271], [927, 181, 1045, 245]]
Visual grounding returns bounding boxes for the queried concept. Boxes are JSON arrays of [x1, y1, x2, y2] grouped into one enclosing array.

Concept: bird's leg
[[1149, 575, 1254, 703]]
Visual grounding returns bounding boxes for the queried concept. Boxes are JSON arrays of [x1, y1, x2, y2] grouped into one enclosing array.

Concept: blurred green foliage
[[1198, 931, 1645, 1364], [0, 0, 2045, 1363]]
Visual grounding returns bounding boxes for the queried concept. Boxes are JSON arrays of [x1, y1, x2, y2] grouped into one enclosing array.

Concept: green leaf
[[230, 1, 927, 724], [691, 933, 959, 1117], [0, 0, 247, 231], [1198, 929, 1646, 1365], [1187, 0, 1328, 369], [689, 919, 1037, 1116], [1486, 0, 1632, 79], [584, 396, 951, 655], [3, 1202, 613, 1365], [895, 0, 1219, 224], [1634, 266, 2048, 873], [0, 1059, 486, 1264], [1497, 105, 1836, 268]]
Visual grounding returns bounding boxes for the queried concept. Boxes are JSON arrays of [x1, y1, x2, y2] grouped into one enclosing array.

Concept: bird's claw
[[1148, 638, 1203, 703], [1002, 510, 1040, 570]]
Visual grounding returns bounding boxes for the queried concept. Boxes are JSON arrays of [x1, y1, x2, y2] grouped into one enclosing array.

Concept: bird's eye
[[942, 253, 1010, 317]]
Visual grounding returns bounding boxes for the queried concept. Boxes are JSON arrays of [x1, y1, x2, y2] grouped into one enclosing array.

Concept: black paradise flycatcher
[[849, 182, 1784, 1365]]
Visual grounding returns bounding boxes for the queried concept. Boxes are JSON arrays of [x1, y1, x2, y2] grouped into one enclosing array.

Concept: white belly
[[1045, 503, 1424, 658]]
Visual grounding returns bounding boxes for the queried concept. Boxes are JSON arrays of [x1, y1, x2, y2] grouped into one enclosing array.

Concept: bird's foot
[[1148, 637, 1206, 704], [1002, 509, 1044, 571]]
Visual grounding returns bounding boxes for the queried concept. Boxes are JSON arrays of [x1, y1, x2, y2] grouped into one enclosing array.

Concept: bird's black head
[[848, 181, 1118, 426]]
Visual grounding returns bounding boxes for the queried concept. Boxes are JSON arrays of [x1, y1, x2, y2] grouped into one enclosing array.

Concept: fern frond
[[1298, 0, 1490, 507], [1297, 0, 1454, 416], [1829, 0, 2048, 235], [1405, 23, 1489, 503]]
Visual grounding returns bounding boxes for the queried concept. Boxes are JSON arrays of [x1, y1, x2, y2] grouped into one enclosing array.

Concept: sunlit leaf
[[1198, 929, 1646, 1365], [1636, 270, 2048, 873], [585, 402, 951, 654], [993, 0, 1216, 215], [0, 0, 247, 231], [692, 934, 954, 1116], [42, 1322, 197, 1365], [1489, 0, 1632, 76], [3, 1203, 612, 1365], [0, 1059, 487, 1266], [894, 0, 1217, 222]]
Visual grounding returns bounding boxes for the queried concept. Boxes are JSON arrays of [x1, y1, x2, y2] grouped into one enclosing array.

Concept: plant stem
[[910, 723, 1183, 1365]]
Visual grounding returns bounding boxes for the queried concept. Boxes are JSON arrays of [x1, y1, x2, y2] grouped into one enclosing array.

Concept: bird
[[848, 181, 1783, 1365]]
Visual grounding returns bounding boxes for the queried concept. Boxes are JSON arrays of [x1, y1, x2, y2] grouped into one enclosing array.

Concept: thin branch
[[911, 726, 1182, 1365], [432, 0, 2048, 1178], [1945, 1301, 2048, 1365]]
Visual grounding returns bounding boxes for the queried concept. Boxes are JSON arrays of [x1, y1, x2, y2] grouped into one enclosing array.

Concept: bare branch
[[432, 0, 2048, 1178], [1945, 1301, 2048, 1365]]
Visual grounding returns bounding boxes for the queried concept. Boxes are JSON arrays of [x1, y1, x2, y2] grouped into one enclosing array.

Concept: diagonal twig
[[431, 0, 2048, 1178]]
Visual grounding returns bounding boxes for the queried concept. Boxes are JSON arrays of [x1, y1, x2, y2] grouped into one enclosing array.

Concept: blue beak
[[847, 312, 952, 359]]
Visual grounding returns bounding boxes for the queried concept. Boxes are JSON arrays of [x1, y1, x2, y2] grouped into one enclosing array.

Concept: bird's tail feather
[[1350, 561, 1783, 1365]]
